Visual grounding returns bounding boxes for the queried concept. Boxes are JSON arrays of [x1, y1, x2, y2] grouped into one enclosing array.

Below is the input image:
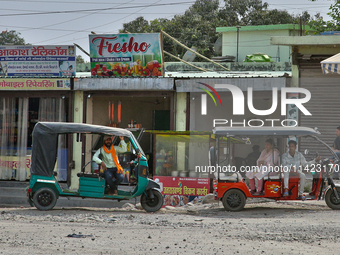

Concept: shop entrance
[[153, 110, 170, 130], [84, 91, 174, 176]]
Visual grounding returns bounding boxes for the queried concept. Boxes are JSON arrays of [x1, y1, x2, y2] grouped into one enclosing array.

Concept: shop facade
[[271, 35, 340, 157], [144, 75, 289, 201], [0, 44, 76, 183], [0, 78, 73, 181], [69, 77, 174, 189], [171, 76, 288, 179]]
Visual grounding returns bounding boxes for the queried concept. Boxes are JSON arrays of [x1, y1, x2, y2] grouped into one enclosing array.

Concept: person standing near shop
[[93, 135, 127, 195]]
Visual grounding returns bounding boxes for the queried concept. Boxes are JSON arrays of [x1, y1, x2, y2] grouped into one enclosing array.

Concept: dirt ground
[[0, 201, 339, 255]]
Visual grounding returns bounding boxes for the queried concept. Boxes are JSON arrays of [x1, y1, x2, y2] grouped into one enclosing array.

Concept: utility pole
[[236, 26, 241, 62]]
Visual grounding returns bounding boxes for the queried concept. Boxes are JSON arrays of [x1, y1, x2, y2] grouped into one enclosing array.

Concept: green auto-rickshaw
[[27, 122, 163, 212]]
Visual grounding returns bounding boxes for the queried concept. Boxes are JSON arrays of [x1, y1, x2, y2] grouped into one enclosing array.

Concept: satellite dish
[[214, 36, 222, 55], [182, 46, 197, 62]]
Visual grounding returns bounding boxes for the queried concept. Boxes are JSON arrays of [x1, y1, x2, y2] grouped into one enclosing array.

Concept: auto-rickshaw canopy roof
[[31, 122, 132, 177], [33, 122, 131, 136], [213, 127, 321, 137]]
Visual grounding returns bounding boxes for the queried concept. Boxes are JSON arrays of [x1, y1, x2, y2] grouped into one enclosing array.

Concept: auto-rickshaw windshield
[[130, 134, 145, 157]]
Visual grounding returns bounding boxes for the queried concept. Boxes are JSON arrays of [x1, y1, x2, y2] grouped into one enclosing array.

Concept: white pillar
[[84, 96, 93, 173], [175, 92, 187, 131], [175, 92, 187, 173], [291, 64, 299, 88], [70, 91, 83, 190]]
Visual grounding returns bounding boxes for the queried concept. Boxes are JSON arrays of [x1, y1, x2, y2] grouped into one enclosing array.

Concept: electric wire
[[0, 1, 195, 17], [33, 0, 163, 44]]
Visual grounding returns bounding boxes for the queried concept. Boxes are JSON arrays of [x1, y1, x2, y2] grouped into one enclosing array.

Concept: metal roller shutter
[[299, 64, 340, 158]]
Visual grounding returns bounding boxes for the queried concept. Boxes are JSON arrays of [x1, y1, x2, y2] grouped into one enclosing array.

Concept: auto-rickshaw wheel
[[325, 187, 340, 210], [141, 189, 163, 212], [222, 189, 246, 212], [33, 187, 57, 211]]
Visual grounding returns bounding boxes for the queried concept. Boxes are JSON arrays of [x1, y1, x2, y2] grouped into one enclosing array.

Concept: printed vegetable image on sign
[[89, 33, 163, 77]]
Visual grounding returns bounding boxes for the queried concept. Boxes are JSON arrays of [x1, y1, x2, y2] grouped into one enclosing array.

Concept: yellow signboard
[[0, 78, 71, 90]]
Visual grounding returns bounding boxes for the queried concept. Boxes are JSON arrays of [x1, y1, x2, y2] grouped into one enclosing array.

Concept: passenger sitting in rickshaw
[[245, 145, 261, 167], [282, 140, 321, 199], [93, 135, 127, 195], [246, 139, 280, 195]]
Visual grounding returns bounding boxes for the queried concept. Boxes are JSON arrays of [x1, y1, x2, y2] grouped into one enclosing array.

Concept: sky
[[0, 0, 334, 62]]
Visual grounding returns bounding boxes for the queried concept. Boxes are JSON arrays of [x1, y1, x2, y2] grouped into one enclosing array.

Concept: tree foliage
[[120, 0, 313, 61], [0, 30, 27, 45], [308, 0, 340, 34], [76, 55, 86, 64]]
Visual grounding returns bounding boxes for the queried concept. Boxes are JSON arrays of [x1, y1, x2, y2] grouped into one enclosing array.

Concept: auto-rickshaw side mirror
[[304, 149, 309, 155], [209, 146, 216, 166]]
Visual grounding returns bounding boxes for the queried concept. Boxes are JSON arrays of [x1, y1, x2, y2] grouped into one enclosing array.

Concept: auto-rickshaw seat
[[263, 173, 282, 181], [216, 172, 243, 182], [77, 172, 102, 178]]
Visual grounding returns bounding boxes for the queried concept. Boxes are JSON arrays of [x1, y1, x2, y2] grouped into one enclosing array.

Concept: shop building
[[271, 35, 340, 157], [217, 24, 313, 63], [0, 78, 73, 182], [69, 77, 174, 189], [0, 45, 76, 183]]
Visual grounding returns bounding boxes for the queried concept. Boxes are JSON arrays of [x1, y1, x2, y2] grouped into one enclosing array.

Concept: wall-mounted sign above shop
[[0, 45, 76, 77], [0, 78, 71, 90], [89, 33, 163, 78]]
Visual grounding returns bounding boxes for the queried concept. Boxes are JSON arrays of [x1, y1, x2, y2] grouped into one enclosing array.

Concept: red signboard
[[154, 176, 210, 207]]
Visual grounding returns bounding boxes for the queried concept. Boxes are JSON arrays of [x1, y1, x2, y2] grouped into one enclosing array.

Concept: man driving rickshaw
[[282, 140, 321, 199]]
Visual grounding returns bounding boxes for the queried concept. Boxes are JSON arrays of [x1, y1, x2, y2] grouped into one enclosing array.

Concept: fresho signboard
[[0, 45, 76, 77], [89, 33, 163, 77]]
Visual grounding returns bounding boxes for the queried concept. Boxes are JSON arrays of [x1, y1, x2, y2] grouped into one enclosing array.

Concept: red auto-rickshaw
[[210, 127, 340, 211]]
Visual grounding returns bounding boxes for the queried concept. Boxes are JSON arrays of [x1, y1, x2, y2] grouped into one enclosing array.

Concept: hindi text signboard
[[154, 176, 210, 207], [0, 78, 71, 90], [0, 45, 76, 77]]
